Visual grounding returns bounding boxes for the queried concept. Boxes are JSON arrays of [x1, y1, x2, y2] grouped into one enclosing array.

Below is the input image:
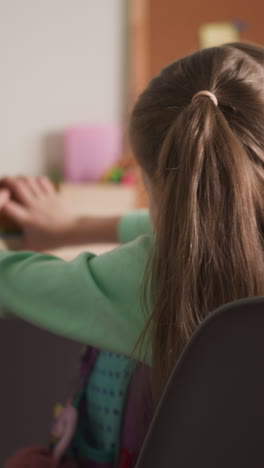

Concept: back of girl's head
[[130, 43, 264, 397]]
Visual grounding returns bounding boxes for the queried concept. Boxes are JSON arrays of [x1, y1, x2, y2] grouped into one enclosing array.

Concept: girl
[[1, 42, 264, 403]]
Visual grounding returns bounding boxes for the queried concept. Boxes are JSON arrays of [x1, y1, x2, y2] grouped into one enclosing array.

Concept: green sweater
[[0, 211, 153, 363]]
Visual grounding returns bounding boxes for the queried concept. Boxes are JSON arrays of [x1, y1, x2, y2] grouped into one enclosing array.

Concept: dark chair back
[[136, 297, 264, 468]]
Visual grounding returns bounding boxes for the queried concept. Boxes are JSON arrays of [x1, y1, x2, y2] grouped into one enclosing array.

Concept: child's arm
[[0, 177, 153, 362], [0, 236, 152, 362], [0, 177, 151, 250], [66, 210, 153, 246], [0, 177, 120, 250]]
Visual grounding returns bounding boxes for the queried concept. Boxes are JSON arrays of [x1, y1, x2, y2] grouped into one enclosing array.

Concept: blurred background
[[0, 0, 126, 178], [1, 0, 264, 186], [1, 1, 264, 464]]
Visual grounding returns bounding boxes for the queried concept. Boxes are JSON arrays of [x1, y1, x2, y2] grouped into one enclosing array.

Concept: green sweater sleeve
[[118, 210, 152, 244], [0, 235, 152, 363]]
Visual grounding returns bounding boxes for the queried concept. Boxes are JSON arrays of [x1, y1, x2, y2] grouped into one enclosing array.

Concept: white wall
[[0, 0, 125, 175]]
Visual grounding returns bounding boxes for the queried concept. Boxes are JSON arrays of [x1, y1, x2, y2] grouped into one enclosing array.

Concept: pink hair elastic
[[192, 90, 218, 106]]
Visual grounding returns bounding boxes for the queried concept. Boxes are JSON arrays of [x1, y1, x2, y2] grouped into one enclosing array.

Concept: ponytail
[[130, 44, 264, 398], [151, 95, 264, 396]]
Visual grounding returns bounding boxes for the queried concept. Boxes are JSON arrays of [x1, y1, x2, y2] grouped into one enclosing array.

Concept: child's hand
[[0, 176, 75, 250], [0, 188, 10, 211], [51, 403, 78, 463]]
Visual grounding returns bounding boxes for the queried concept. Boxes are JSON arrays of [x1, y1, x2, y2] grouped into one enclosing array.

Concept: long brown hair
[[130, 43, 264, 397]]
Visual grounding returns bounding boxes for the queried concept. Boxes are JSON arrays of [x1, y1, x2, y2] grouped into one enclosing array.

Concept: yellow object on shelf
[[199, 22, 240, 49]]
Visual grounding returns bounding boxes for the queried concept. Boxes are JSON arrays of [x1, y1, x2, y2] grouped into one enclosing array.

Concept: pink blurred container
[[64, 125, 122, 182]]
